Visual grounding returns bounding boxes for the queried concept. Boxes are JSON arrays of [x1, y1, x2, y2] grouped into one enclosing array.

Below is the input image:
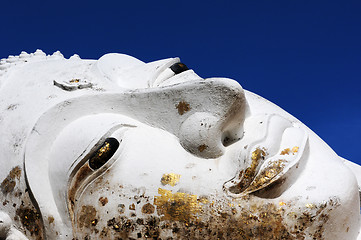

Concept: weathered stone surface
[[0, 50, 360, 239]]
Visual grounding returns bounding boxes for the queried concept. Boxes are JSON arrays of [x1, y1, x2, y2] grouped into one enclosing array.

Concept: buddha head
[[0, 51, 359, 239]]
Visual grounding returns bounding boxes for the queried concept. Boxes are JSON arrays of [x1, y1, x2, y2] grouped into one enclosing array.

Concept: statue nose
[[177, 78, 248, 158], [179, 112, 231, 158]]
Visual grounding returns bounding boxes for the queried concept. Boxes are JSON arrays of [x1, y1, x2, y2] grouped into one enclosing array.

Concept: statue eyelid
[[67, 126, 130, 221]]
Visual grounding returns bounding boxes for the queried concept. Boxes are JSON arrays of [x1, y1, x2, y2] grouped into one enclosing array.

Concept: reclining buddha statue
[[0, 50, 360, 239]]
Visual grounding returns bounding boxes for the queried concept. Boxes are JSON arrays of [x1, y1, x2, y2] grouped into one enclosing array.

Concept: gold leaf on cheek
[[154, 188, 202, 223]]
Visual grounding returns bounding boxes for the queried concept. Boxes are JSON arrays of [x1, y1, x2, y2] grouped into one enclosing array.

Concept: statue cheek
[[71, 170, 120, 237], [71, 171, 153, 239]]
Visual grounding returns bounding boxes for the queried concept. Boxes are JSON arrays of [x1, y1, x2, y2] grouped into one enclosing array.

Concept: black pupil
[[170, 62, 189, 74], [89, 137, 119, 170]]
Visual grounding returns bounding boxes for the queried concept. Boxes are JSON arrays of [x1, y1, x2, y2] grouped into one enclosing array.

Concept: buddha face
[[0, 52, 359, 239]]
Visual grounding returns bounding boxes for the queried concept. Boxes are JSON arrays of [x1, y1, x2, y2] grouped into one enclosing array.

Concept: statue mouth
[[223, 114, 308, 197]]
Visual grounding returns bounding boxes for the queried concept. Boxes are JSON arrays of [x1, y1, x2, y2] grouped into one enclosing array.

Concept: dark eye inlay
[[170, 62, 189, 74], [88, 137, 120, 170]]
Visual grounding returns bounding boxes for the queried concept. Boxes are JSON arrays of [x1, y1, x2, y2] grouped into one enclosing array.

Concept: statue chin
[[0, 50, 360, 239]]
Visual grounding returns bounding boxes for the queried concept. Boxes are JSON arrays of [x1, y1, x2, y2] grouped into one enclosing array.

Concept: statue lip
[[223, 114, 308, 197]]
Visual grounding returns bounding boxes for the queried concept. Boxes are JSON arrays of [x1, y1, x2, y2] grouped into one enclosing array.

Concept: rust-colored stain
[[197, 144, 208, 152], [1, 166, 21, 194], [0, 178, 15, 194], [9, 165, 21, 179], [176, 101, 190, 115], [68, 178, 341, 240], [77, 205, 98, 229], [154, 188, 202, 222], [67, 162, 93, 223], [99, 197, 108, 206], [14, 190, 22, 198], [0, 166, 44, 239], [108, 216, 146, 239], [161, 173, 181, 186], [129, 203, 136, 210], [142, 203, 155, 214], [107, 217, 121, 231], [75, 195, 338, 239], [66, 148, 338, 239], [1, 166, 45, 239], [16, 206, 42, 237]]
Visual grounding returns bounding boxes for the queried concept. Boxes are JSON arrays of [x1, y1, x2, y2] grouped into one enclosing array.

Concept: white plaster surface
[[0, 50, 360, 239]]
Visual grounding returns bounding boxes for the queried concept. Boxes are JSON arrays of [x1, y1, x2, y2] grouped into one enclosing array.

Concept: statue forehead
[[1, 51, 184, 94], [0, 52, 194, 141]]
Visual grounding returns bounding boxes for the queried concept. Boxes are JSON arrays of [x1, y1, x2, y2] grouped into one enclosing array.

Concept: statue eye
[[170, 62, 189, 74], [88, 137, 120, 170]]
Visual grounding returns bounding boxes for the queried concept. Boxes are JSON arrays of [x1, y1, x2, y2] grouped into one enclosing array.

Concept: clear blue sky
[[1, 1, 360, 164]]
